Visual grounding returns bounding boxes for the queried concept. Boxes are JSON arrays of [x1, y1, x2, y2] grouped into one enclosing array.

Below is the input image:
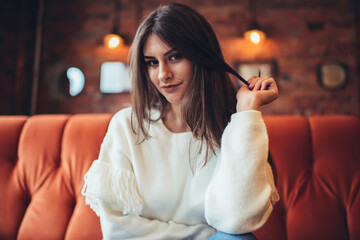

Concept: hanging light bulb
[[244, 21, 266, 45], [104, 0, 125, 49], [244, 0, 266, 45], [104, 33, 124, 49]]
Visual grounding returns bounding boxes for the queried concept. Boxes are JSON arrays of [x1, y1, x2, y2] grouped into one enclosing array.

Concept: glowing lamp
[[104, 33, 124, 49], [245, 29, 266, 44], [244, 20, 266, 45], [245, 0, 266, 45]]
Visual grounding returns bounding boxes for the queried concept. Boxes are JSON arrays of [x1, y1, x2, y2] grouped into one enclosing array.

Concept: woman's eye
[[169, 53, 183, 61], [145, 60, 158, 66]]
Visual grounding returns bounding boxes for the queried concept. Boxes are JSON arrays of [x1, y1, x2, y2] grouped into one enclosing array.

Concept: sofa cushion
[[255, 115, 360, 240], [0, 114, 112, 240]]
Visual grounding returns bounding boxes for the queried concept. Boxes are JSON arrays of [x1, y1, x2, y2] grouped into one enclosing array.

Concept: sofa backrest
[[0, 114, 112, 240], [0, 114, 359, 240], [256, 115, 360, 240]]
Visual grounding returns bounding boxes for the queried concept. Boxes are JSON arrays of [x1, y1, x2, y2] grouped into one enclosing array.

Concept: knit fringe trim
[[81, 160, 143, 216]]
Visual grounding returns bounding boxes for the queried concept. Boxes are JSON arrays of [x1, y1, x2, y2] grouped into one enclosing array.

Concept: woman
[[82, 3, 279, 240]]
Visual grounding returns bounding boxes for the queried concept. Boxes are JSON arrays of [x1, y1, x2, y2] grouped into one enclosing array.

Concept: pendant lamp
[[244, 0, 266, 44], [104, 0, 124, 49]]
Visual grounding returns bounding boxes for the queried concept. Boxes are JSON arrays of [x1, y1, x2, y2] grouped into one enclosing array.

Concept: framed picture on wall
[[100, 62, 132, 93], [317, 61, 347, 91], [234, 60, 277, 88]]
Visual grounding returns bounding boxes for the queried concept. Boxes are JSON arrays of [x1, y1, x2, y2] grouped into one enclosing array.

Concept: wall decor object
[[234, 60, 277, 88], [58, 67, 85, 97], [100, 62, 131, 93], [317, 62, 347, 91]]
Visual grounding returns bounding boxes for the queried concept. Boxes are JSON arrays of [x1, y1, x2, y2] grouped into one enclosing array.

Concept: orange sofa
[[0, 114, 359, 240]]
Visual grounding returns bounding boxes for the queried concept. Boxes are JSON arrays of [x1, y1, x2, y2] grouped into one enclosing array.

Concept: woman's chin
[[164, 96, 183, 106]]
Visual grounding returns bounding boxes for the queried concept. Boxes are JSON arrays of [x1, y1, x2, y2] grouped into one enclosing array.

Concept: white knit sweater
[[82, 108, 279, 240]]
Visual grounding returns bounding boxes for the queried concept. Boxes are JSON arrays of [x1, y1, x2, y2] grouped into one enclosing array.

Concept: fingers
[[248, 76, 276, 92], [260, 79, 272, 90], [243, 75, 279, 107], [260, 78, 276, 91], [248, 76, 265, 90], [246, 75, 258, 86]]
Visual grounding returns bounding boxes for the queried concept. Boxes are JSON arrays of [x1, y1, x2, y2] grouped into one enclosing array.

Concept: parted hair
[[130, 3, 239, 166]]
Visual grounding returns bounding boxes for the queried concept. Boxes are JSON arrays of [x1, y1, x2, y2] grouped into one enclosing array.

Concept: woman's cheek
[[148, 69, 158, 86]]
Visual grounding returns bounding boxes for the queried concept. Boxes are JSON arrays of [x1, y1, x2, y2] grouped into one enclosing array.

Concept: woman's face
[[143, 34, 193, 107]]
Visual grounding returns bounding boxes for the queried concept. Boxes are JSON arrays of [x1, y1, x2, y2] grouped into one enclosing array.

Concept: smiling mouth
[[161, 82, 183, 93], [162, 82, 183, 89]]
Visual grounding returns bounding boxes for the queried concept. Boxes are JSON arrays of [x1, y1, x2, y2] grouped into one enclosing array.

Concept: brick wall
[[1, 0, 359, 116]]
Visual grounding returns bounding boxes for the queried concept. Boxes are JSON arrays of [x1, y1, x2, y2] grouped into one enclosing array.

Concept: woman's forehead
[[143, 34, 173, 57]]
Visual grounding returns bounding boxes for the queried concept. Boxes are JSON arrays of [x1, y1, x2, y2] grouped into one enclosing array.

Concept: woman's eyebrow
[[144, 55, 154, 59], [163, 48, 176, 56], [144, 48, 176, 59]]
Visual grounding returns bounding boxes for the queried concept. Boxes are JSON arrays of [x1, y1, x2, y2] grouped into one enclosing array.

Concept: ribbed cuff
[[230, 110, 262, 124]]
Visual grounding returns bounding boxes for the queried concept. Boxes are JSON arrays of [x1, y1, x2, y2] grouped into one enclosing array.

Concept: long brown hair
[[130, 3, 240, 166]]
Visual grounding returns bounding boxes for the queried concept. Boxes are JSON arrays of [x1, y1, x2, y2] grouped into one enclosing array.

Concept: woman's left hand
[[236, 76, 279, 112]]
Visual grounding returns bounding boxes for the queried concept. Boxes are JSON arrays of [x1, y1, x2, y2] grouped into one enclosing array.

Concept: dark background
[[1, 0, 359, 116]]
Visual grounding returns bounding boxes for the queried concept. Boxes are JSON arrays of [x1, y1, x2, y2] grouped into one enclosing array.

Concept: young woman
[[82, 3, 279, 240]]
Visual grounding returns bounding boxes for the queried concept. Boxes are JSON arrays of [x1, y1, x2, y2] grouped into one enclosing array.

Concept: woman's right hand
[[236, 76, 279, 112]]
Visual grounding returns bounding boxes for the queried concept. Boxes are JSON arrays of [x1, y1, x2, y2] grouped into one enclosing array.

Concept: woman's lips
[[161, 82, 183, 93]]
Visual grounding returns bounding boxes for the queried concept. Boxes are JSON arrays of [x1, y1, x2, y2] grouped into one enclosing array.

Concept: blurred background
[[0, 0, 359, 116]]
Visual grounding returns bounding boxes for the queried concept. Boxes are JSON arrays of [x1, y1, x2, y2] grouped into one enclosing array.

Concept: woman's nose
[[158, 63, 173, 81]]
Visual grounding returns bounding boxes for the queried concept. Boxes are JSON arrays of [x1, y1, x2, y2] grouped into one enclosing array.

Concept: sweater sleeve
[[81, 112, 143, 216], [204, 110, 280, 234]]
